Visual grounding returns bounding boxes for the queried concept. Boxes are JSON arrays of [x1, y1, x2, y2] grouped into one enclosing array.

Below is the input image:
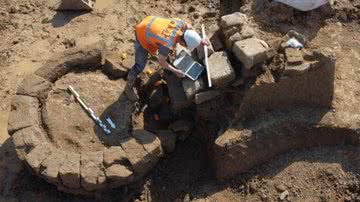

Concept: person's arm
[[158, 55, 185, 78]]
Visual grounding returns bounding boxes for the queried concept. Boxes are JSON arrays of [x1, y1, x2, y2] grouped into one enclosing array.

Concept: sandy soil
[[0, 0, 360, 201]]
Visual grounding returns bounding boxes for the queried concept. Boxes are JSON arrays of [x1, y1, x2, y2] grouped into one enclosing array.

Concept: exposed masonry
[[8, 43, 164, 195]]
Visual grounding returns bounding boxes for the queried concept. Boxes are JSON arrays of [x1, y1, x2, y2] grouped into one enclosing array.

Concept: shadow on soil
[[52, 11, 90, 28]]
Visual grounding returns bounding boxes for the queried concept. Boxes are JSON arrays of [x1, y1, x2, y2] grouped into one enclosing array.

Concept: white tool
[[202, 24, 212, 88], [68, 85, 111, 135]]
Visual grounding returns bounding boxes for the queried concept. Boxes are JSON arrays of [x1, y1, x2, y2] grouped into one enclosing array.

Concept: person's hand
[[200, 39, 210, 46], [174, 70, 185, 78]]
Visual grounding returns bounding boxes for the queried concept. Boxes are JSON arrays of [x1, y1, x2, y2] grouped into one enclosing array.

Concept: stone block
[[223, 26, 239, 38], [40, 149, 67, 183], [11, 126, 46, 160], [80, 151, 105, 191], [105, 164, 133, 187], [196, 41, 214, 61], [8, 95, 39, 135], [35, 42, 105, 82], [283, 63, 311, 77], [240, 25, 255, 39], [169, 119, 194, 133], [25, 143, 53, 174], [103, 146, 128, 167], [208, 51, 235, 88], [164, 72, 190, 112], [226, 32, 242, 49], [285, 48, 303, 65], [121, 137, 153, 175], [59, 152, 81, 189], [232, 38, 270, 69], [133, 130, 163, 158], [195, 90, 221, 104], [53, 0, 95, 11], [155, 130, 176, 153], [17, 74, 53, 100], [210, 31, 224, 51], [220, 12, 248, 28], [182, 78, 205, 101], [103, 58, 128, 79]]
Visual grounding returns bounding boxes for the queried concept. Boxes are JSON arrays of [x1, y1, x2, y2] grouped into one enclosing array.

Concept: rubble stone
[[59, 152, 81, 189], [156, 130, 177, 153], [25, 143, 53, 173], [164, 72, 190, 112], [208, 51, 235, 87], [220, 12, 248, 28], [283, 63, 311, 77], [195, 90, 221, 104], [233, 38, 270, 69], [40, 149, 67, 183], [103, 58, 128, 79], [80, 151, 105, 191], [17, 74, 53, 100], [8, 95, 39, 135], [103, 146, 128, 167], [105, 164, 133, 187], [182, 78, 205, 101], [285, 48, 303, 65]]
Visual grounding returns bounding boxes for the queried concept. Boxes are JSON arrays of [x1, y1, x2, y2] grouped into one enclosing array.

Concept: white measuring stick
[[201, 24, 212, 88]]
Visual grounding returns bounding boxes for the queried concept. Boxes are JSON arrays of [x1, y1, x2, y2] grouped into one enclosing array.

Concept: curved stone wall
[[8, 43, 164, 195], [213, 109, 360, 179]]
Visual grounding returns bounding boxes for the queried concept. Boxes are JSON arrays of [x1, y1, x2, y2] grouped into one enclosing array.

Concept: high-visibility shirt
[[136, 16, 185, 55]]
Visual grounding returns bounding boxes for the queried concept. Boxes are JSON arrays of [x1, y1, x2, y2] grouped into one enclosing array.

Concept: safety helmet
[[184, 30, 201, 50]]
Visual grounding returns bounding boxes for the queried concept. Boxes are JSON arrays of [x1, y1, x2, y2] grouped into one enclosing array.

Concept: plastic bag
[[287, 38, 304, 49], [274, 0, 328, 11]]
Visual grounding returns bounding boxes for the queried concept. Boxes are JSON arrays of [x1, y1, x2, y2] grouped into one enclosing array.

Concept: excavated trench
[[6, 0, 360, 197]]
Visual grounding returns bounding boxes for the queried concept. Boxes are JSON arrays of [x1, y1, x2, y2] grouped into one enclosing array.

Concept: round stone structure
[[8, 43, 163, 195]]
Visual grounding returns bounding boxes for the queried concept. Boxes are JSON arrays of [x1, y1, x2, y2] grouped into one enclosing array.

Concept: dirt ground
[[0, 0, 360, 201]]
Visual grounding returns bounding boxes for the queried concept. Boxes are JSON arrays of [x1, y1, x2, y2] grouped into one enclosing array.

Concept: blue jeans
[[128, 40, 149, 79]]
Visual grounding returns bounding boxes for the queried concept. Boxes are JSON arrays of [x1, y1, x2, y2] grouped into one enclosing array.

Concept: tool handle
[[202, 24, 212, 88]]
